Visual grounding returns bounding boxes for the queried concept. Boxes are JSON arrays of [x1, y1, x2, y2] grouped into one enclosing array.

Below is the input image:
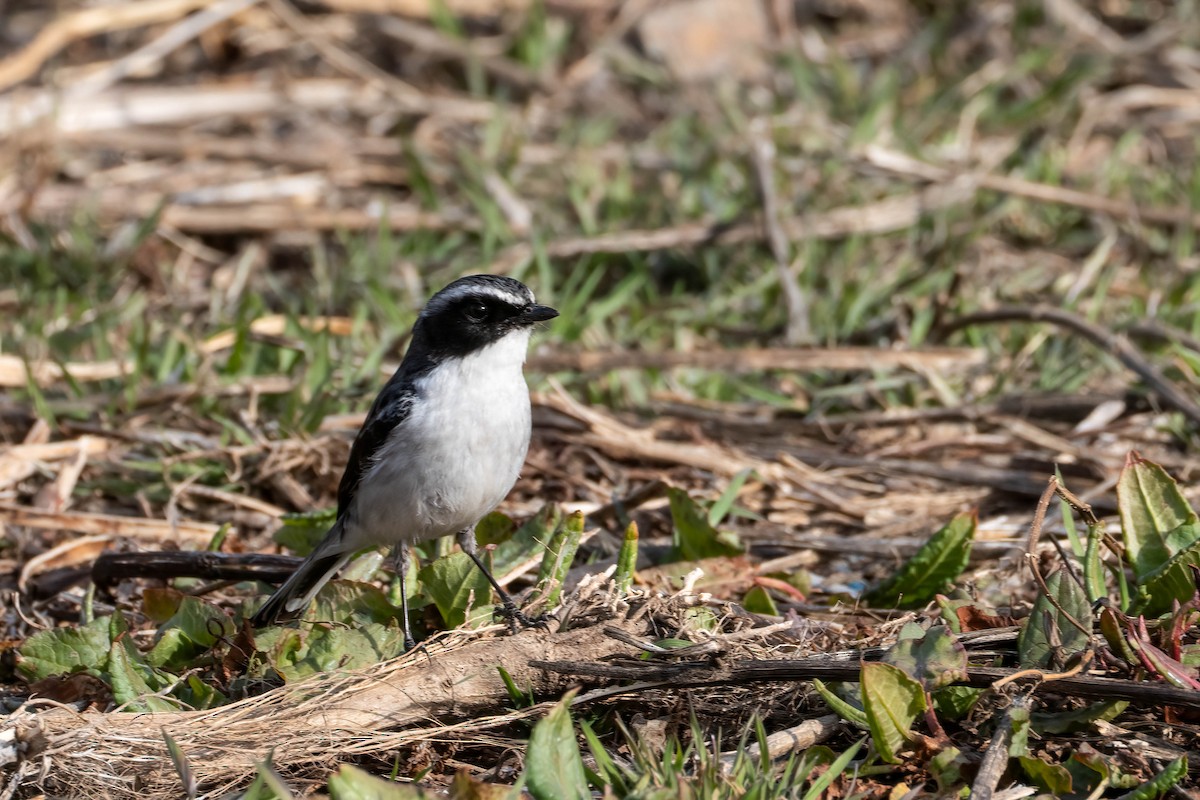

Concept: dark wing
[[336, 369, 419, 516]]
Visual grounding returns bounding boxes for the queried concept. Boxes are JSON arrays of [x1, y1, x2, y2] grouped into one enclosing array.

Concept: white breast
[[346, 329, 533, 549]]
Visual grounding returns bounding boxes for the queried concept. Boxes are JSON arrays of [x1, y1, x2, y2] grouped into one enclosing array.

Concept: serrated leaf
[[884, 625, 967, 691], [860, 661, 926, 763], [328, 764, 431, 799], [419, 552, 492, 630], [864, 513, 975, 608], [1118, 454, 1198, 581], [17, 615, 112, 680], [1017, 569, 1091, 668], [668, 487, 743, 561], [526, 691, 588, 800]]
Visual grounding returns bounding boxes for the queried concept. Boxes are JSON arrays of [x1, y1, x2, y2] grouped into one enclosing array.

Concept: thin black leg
[[394, 544, 415, 651], [457, 528, 546, 632]]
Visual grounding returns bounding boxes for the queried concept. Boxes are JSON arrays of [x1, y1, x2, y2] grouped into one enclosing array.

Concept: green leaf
[[1031, 700, 1128, 733], [526, 691, 589, 800], [275, 508, 338, 556], [142, 587, 185, 623], [493, 503, 560, 577], [1118, 454, 1198, 581], [812, 679, 869, 728], [147, 596, 234, 669], [534, 510, 583, 607], [1135, 531, 1200, 616], [929, 746, 965, 794], [932, 686, 984, 719], [614, 521, 638, 594], [328, 764, 432, 799], [1019, 756, 1073, 794], [1017, 569, 1091, 668], [800, 737, 864, 800], [1008, 701, 1031, 757], [742, 585, 778, 616], [476, 512, 517, 547], [272, 624, 408, 682], [498, 666, 533, 709], [108, 634, 178, 711], [1083, 521, 1107, 603], [1114, 757, 1187, 800], [163, 729, 196, 800], [860, 661, 926, 763], [17, 615, 112, 680], [668, 487, 743, 561], [883, 625, 967, 691], [709, 468, 754, 526], [419, 552, 492, 630], [342, 550, 386, 583], [864, 513, 975, 608], [581, 719, 625, 790], [310, 580, 403, 627]]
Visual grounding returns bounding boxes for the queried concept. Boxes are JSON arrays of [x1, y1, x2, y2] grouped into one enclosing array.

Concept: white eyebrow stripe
[[435, 283, 531, 307]]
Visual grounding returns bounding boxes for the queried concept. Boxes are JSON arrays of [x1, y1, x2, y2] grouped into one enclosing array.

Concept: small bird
[[251, 274, 558, 646]]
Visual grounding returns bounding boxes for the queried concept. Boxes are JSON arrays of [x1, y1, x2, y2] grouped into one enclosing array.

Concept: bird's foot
[[496, 601, 551, 634]]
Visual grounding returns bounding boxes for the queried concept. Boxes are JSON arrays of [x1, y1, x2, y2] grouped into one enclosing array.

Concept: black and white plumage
[[251, 275, 558, 642]]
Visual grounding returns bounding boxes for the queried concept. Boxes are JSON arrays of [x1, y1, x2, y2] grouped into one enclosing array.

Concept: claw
[[495, 601, 551, 633]]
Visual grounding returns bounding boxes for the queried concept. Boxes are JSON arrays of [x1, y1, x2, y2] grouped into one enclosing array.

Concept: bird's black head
[[409, 274, 558, 360]]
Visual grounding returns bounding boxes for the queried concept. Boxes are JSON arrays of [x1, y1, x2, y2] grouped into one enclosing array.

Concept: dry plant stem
[[970, 695, 1031, 800], [9, 619, 642, 799], [490, 181, 976, 272], [942, 305, 1200, 427], [532, 657, 1200, 711], [529, 346, 984, 375], [92, 551, 302, 588], [0, 501, 217, 545], [716, 714, 841, 774], [0, 0, 212, 91], [750, 119, 810, 344], [864, 145, 1200, 229]]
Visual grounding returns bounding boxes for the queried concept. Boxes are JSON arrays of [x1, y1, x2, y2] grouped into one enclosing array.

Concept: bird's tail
[[251, 520, 353, 627]]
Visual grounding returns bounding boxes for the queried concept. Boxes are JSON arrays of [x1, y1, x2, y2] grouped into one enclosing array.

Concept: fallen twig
[[940, 305, 1200, 428]]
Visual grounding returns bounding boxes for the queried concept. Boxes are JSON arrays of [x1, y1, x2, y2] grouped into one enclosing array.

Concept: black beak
[[522, 304, 559, 323]]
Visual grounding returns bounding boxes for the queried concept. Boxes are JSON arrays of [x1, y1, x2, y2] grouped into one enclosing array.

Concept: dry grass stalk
[[8, 583, 736, 799], [0, 502, 217, 545]]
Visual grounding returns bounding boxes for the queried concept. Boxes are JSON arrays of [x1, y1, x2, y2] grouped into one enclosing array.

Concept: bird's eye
[[464, 302, 489, 322]]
